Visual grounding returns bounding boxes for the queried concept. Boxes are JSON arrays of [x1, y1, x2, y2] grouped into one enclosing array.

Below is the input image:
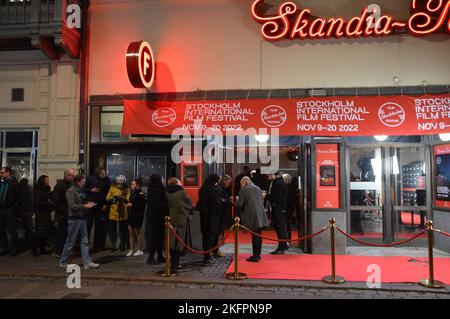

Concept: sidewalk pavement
[[0, 243, 449, 298]]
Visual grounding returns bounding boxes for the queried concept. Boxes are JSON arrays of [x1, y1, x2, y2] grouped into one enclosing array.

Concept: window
[[5, 131, 33, 148], [11, 88, 24, 102]]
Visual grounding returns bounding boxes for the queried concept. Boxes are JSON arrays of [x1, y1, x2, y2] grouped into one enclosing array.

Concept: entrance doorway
[[347, 144, 430, 246]]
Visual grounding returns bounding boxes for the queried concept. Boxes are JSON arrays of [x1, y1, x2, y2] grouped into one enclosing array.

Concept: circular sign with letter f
[[126, 41, 155, 88]]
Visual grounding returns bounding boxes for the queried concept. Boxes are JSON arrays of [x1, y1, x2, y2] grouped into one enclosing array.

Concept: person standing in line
[[17, 178, 34, 240], [126, 178, 146, 257], [52, 169, 75, 257], [212, 174, 232, 258], [146, 174, 169, 264], [235, 177, 269, 263], [283, 173, 297, 243], [166, 177, 193, 271], [60, 174, 99, 269], [106, 175, 130, 252], [84, 167, 111, 253], [198, 174, 222, 265], [265, 172, 289, 254], [32, 175, 53, 256], [0, 167, 21, 257]]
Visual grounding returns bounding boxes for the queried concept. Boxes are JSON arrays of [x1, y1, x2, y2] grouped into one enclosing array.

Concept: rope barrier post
[[226, 217, 247, 280], [322, 218, 345, 284], [419, 220, 444, 289], [158, 216, 178, 277]]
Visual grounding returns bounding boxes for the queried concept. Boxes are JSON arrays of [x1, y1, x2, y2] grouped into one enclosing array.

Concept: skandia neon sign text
[[126, 41, 155, 88], [251, 0, 450, 41]]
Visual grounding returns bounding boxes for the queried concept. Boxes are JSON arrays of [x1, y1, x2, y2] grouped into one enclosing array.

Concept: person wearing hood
[[198, 174, 222, 265], [166, 177, 193, 271], [146, 174, 169, 264]]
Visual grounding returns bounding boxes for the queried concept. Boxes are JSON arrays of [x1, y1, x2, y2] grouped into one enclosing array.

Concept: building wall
[[88, 0, 450, 96], [0, 51, 80, 187]]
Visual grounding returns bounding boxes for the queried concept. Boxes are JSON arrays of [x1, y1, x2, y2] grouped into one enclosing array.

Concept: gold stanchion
[[226, 217, 247, 280], [419, 220, 444, 289], [158, 216, 178, 277], [322, 218, 345, 284]]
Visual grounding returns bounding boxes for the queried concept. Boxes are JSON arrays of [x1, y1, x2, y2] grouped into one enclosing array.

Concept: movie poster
[[316, 144, 340, 209], [435, 144, 450, 208]]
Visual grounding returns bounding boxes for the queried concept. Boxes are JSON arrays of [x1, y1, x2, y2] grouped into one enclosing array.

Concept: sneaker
[[133, 250, 144, 257], [213, 250, 226, 258], [126, 250, 134, 257], [84, 262, 100, 269]]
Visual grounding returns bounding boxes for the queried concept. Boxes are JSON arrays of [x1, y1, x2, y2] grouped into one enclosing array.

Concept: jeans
[[60, 219, 92, 265]]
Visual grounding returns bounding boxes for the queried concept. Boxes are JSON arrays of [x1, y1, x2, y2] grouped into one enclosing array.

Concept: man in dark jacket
[[84, 167, 111, 252], [198, 174, 222, 265], [235, 177, 268, 262], [265, 172, 289, 254], [0, 167, 21, 256], [52, 168, 75, 257]]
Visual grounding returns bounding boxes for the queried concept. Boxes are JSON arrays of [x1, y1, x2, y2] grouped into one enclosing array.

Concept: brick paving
[[0, 244, 449, 299]]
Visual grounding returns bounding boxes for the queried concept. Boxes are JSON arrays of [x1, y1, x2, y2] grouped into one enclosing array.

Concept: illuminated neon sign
[[126, 41, 155, 88], [251, 0, 450, 41]]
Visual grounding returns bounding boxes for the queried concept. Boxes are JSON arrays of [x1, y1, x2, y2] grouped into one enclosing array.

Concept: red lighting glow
[[251, 0, 450, 41]]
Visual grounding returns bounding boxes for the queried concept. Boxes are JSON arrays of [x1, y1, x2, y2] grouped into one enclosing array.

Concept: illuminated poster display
[[435, 144, 450, 208], [316, 144, 340, 209]]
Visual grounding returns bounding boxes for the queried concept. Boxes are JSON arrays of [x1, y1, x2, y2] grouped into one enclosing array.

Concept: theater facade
[[86, 0, 450, 253]]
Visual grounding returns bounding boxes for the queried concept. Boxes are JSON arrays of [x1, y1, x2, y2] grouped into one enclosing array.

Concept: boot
[[157, 250, 165, 263]]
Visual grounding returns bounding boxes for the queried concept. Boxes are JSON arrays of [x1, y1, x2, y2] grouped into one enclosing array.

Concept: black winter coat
[[52, 179, 72, 223], [198, 184, 222, 235], [34, 186, 53, 237], [129, 190, 146, 216], [0, 177, 21, 212], [267, 177, 288, 212]]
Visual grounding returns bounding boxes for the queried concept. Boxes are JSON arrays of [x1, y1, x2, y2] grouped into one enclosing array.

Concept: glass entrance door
[[347, 144, 430, 245]]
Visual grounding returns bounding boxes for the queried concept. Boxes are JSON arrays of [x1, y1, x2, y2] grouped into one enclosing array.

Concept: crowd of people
[[0, 164, 299, 269]]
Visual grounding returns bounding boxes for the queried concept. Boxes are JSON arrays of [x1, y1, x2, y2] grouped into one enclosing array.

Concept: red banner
[[122, 94, 450, 137]]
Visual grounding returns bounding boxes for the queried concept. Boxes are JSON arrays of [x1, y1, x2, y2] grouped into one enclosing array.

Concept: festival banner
[[122, 94, 450, 137]]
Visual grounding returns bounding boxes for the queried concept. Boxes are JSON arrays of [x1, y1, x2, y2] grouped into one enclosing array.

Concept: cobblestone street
[[0, 244, 449, 299]]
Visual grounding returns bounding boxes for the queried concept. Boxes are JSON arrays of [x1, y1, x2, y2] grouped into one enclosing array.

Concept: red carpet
[[224, 230, 299, 244], [226, 254, 450, 284], [223, 230, 425, 244], [352, 232, 427, 239]]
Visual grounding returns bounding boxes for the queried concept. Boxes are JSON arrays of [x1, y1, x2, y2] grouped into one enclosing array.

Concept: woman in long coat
[[166, 177, 193, 270], [32, 175, 53, 256], [146, 174, 169, 264], [197, 174, 222, 265]]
